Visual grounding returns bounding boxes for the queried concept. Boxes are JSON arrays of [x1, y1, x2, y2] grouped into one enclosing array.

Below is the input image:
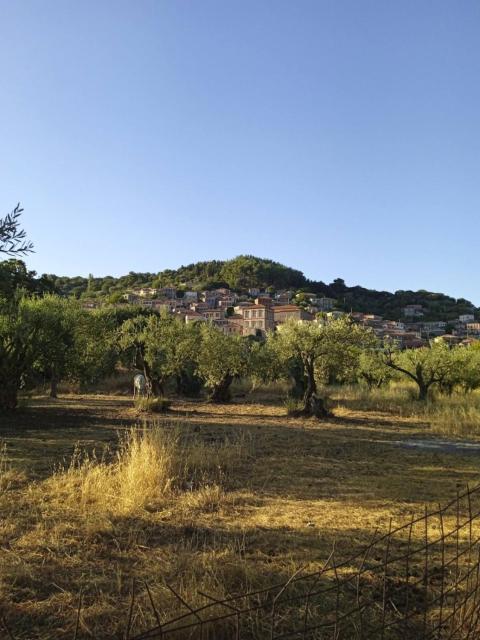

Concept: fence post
[[380, 519, 392, 640], [404, 515, 414, 633], [423, 506, 429, 639], [437, 505, 446, 637]]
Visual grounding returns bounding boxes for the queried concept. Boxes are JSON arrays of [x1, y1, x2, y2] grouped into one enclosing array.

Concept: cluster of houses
[[120, 287, 336, 336], [351, 312, 479, 348], [84, 286, 480, 347], [401, 305, 480, 342]]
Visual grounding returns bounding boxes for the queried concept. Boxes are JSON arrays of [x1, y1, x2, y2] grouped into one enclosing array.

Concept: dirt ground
[[2, 393, 478, 505], [1, 394, 479, 638]]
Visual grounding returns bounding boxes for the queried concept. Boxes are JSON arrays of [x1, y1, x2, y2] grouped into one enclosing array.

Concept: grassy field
[[1, 387, 480, 638]]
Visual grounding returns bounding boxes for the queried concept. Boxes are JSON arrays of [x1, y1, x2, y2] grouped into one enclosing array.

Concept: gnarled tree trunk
[[301, 359, 330, 419], [150, 378, 163, 397], [417, 381, 429, 401], [306, 394, 330, 418], [50, 367, 58, 398], [176, 368, 202, 397], [0, 377, 19, 411], [210, 373, 233, 403]]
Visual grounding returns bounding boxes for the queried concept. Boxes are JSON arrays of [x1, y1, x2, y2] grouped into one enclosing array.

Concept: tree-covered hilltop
[[7, 254, 477, 321], [44, 256, 308, 298]]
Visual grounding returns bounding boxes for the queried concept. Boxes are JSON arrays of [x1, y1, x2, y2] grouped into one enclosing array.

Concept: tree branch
[[0, 204, 34, 256]]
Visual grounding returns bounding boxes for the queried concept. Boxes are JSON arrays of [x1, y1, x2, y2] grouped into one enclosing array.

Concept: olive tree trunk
[[417, 381, 429, 401], [301, 359, 330, 418], [50, 367, 58, 398], [210, 373, 234, 403], [0, 377, 19, 411]]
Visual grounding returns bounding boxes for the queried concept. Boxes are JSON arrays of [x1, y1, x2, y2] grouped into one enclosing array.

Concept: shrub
[[135, 396, 171, 413]]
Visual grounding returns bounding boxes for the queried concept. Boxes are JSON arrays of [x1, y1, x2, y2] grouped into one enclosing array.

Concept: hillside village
[[46, 256, 478, 331], [83, 284, 480, 348]]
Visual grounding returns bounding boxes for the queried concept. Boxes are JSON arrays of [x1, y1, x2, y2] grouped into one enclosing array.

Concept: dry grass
[[0, 422, 255, 637], [1, 391, 480, 638], [0, 441, 26, 491], [45, 425, 249, 516], [335, 383, 480, 436]]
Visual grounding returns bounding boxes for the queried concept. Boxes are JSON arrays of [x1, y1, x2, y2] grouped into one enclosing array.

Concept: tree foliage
[[0, 204, 34, 256], [0, 296, 44, 409], [0, 260, 56, 300], [70, 307, 119, 388], [143, 315, 201, 395], [383, 342, 455, 400], [29, 296, 80, 397], [358, 350, 393, 390]]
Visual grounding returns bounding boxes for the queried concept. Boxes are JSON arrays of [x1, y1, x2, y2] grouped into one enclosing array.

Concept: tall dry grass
[[0, 424, 266, 638], [44, 425, 249, 516], [335, 383, 480, 436]]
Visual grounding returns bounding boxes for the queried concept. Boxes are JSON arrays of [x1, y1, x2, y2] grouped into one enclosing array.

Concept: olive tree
[[272, 317, 374, 417], [459, 345, 480, 393], [118, 313, 201, 397], [439, 345, 480, 395], [30, 296, 82, 397], [143, 315, 201, 396], [358, 350, 393, 390], [248, 338, 285, 389], [0, 295, 43, 410], [69, 307, 119, 389], [196, 323, 251, 402], [383, 341, 454, 400], [118, 315, 161, 395]]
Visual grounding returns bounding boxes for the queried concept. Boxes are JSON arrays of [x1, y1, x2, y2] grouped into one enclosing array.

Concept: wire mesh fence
[[2, 485, 480, 639]]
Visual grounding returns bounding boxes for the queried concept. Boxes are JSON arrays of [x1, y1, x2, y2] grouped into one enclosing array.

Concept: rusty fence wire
[[3, 485, 480, 639]]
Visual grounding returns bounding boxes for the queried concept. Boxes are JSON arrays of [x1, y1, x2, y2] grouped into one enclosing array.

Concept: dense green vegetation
[[0, 260, 56, 299]]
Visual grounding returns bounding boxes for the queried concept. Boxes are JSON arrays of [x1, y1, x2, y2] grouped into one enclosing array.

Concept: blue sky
[[1, 1, 479, 302]]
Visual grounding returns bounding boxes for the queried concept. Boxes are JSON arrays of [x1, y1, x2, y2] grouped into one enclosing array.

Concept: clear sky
[[1, 1, 479, 302]]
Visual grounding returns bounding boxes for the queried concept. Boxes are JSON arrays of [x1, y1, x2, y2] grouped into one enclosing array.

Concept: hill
[[2, 255, 477, 322]]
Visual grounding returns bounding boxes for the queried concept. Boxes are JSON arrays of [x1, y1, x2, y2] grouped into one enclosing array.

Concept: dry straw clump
[[44, 424, 249, 517]]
